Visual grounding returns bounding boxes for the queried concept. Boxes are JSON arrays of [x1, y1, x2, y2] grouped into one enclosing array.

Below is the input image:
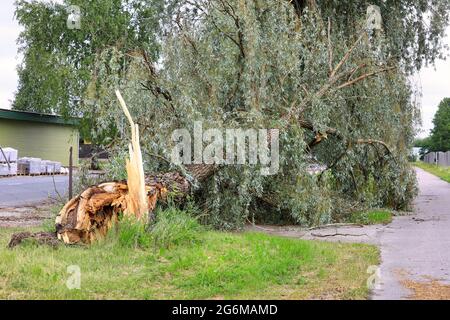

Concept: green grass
[[414, 161, 450, 183], [350, 210, 393, 225], [111, 207, 204, 249], [0, 226, 379, 300]]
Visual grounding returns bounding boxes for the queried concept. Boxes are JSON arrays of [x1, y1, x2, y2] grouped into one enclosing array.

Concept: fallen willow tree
[[80, 1, 421, 229], [6, 91, 398, 247], [10, 0, 445, 246]]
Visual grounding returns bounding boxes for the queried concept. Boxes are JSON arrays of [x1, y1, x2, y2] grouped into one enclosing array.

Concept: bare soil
[[0, 202, 55, 228]]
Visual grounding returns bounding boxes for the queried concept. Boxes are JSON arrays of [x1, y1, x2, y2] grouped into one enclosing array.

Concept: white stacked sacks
[[0, 147, 18, 163], [44, 160, 61, 174], [8, 163, 17, 175], [0, 163, 9, 176], [17, 159, 26, 175], [53, 161, 62, 173], [0, 147, 18, 176], [31, 158, 42, 174], [45, 161, 53, 174], [40, 160, 48, 174], [18, 157, 42, 175], [41, 160, 51, 174]]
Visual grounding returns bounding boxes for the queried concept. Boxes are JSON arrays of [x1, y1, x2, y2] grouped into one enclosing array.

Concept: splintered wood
[[55, 90, 162, 244], [115, 90, 148, 221], [9, 94, 217, 247], [55, 181, 167, 244]]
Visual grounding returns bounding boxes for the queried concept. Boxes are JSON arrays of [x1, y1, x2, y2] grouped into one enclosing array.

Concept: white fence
[[424, 151, 450, 167]]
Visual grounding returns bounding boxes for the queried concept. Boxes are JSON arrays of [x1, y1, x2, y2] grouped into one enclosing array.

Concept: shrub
[[350, 210, 393, 225], [101, 205, 204, 250], [114, 216, 152, 249], [150, 206, 204, 249]]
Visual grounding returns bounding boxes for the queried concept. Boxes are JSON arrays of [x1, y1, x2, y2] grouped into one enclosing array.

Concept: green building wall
[[0, 119, 79, 166]]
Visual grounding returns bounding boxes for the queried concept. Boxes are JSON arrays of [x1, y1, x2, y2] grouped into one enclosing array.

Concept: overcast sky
[[0, 1, 449, 138]]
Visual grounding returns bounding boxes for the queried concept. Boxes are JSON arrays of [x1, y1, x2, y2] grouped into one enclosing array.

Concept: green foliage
[[101, 150, 129, 182], [414, 137, 432, 148], [350, 210, 393, 225], [414, 136, 432, 159], [14, 1, 450, 228], [103, 206, 204, 249], [150, 206, 204, 249], [111, 216, 152, 249], [314, 0, 450, 72], [429, 98, 450, 151], [14, 0, 167, 142], [281, 174, 334, 226]]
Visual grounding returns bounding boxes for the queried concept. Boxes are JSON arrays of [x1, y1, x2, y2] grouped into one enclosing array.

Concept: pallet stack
[[1, 147, 64, 177], [0, 147, 18, 176], [17, 158, 63, 175], [17, 157, 42, 175]]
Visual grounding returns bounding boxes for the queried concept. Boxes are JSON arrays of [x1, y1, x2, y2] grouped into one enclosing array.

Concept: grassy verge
[[414, 161, 450, 183], [349, 210, 393, 225], [0, 225, 379, 300]]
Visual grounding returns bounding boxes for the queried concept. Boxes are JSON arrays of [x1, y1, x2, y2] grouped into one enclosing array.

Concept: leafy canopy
[[13, 0, 450, 228], [430, 98, 450, 151]]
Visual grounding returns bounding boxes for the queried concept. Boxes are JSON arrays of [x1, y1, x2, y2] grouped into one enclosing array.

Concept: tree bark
[[53, 165, 217, 245]]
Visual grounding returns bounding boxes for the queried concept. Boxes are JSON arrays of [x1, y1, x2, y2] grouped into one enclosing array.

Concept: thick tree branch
[[336, 67, 396, 90], [355, 139, 392, 155], [329, 33, 364, 78]]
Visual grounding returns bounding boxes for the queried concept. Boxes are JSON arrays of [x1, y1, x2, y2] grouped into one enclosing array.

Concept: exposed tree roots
[[8, 231, 59, 248]]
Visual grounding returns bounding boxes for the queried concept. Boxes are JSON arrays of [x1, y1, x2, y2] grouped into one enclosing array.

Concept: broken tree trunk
[[54, 166, 216, 245], [55, 180, 167, 244], [8, 176, 177, 247]]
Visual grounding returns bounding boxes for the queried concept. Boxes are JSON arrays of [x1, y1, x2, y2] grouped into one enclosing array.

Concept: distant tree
[[414, 136, 432, 159], [13, 0, 167, 143], [429, 98, 450, 151], [414, 137, 431, 148]]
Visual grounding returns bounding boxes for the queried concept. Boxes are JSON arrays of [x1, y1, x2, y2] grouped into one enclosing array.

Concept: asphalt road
[[0, 175, 69, 207], [248, 167, 450, 299], [371, 167, 450, 299]]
